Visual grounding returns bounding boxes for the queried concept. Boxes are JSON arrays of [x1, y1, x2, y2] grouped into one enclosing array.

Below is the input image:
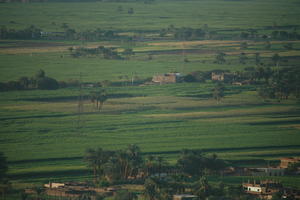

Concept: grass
[[1, 84, 300, 186], [1, 0, 300, 31]]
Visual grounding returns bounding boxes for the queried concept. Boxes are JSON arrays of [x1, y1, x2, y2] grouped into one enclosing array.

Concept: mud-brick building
[[211, 72, 234, 82], [152, 73, 181, 84], [279, 157, 300, 168]]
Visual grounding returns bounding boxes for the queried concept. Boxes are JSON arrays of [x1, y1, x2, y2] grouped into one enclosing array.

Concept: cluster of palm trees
[[257, 66, 300, 101], [83, 146, 228, 189], [84, 145, 144, 183]]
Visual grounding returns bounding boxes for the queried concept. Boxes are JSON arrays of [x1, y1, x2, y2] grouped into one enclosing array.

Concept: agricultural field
[[0, 0, 300, 198]]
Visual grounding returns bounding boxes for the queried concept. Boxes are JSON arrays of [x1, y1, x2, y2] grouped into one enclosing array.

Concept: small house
[[152, 73, 181, 84], [211, 72, 234, 82], [279, 157, 300, 169], [242, 180, 283, 199]]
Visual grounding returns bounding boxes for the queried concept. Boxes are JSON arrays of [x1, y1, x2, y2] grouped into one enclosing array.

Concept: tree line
[[2, 23, 300, 42], [0, 69, 59, 91], [84, 145, 226, 185], [83, 146, 268, 200], [257, 67, 300, 101], [69, 46, 124, 59]]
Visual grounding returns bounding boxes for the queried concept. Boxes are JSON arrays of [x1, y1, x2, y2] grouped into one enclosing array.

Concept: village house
[[279, 157, 300, 169], [152, 73, 181, 84], [242, 180, 283, 199], [211, 72, 234, 82], [41, 182, 114, 199]]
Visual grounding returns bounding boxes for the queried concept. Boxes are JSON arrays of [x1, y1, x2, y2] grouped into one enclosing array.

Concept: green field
[[1, 0, 300, 192], [1, 0, 300, 31]]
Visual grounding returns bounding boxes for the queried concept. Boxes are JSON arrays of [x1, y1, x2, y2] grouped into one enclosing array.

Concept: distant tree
[[192, 176, 212, 199], [90, 90, 108, 111], [84, 148, 112, 183], [95, 194, 105, 200], [271, 31, 279, 39], [240, 32, 249, 39], [128, 8, 134, 14], [36, 76, 59, 90], [143, 178, 160, 200], [61, 23, 69, 29], [212, 83, 225, 102], [18, 76, 30, 89], [184, 71, 205, 83], [249, 29, 258, 38], [6, 81, 22, 90], [183, 74, 196, 82], [215, 52, 226, 64], [35, 69, 45, 79], [271, 53, 281, 67], [286, 162, 300, 175], [65, 28, 76, 40], [144, 155, 156, 177], [20, 191, 28, 200], [255, 52, 261, 66], [239, 53, 248, 64], [0, 153, 8, 183], [177, 149, 205, 177], [100, 80, 111, 87], [123, 48, 134, 59], [240, 42, 248, 49], [272, 191, 283, 200], [103, 30, 115, 39]]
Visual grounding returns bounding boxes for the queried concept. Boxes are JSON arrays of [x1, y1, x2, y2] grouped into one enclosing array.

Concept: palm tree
[[144, 178, 160, 200], [126, 144, 143, 178], [84, 148, 111, 183], [192, 176, 211, 199], [97, 90, 108, 111], [116, 150, 130, 180], [255, 52, 261, 66], [84, 148, 98, 183], [272, 53, 281, 68], [90, 90, 108, 111], [212, 83, 225, 102], [215, 52, 226, 64], [144, 155, 155, 177]]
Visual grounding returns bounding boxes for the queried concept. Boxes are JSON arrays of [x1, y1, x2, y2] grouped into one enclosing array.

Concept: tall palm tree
[[97, 90, 108, 111], [144, 155, 155, 177], [84, 148, 111, 183], [84, 148, 98, 183], [144, 178, 160, 200], [126, 144, 143, 178], [192, 176, 211, 198], [90, 90, 108, 111]]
